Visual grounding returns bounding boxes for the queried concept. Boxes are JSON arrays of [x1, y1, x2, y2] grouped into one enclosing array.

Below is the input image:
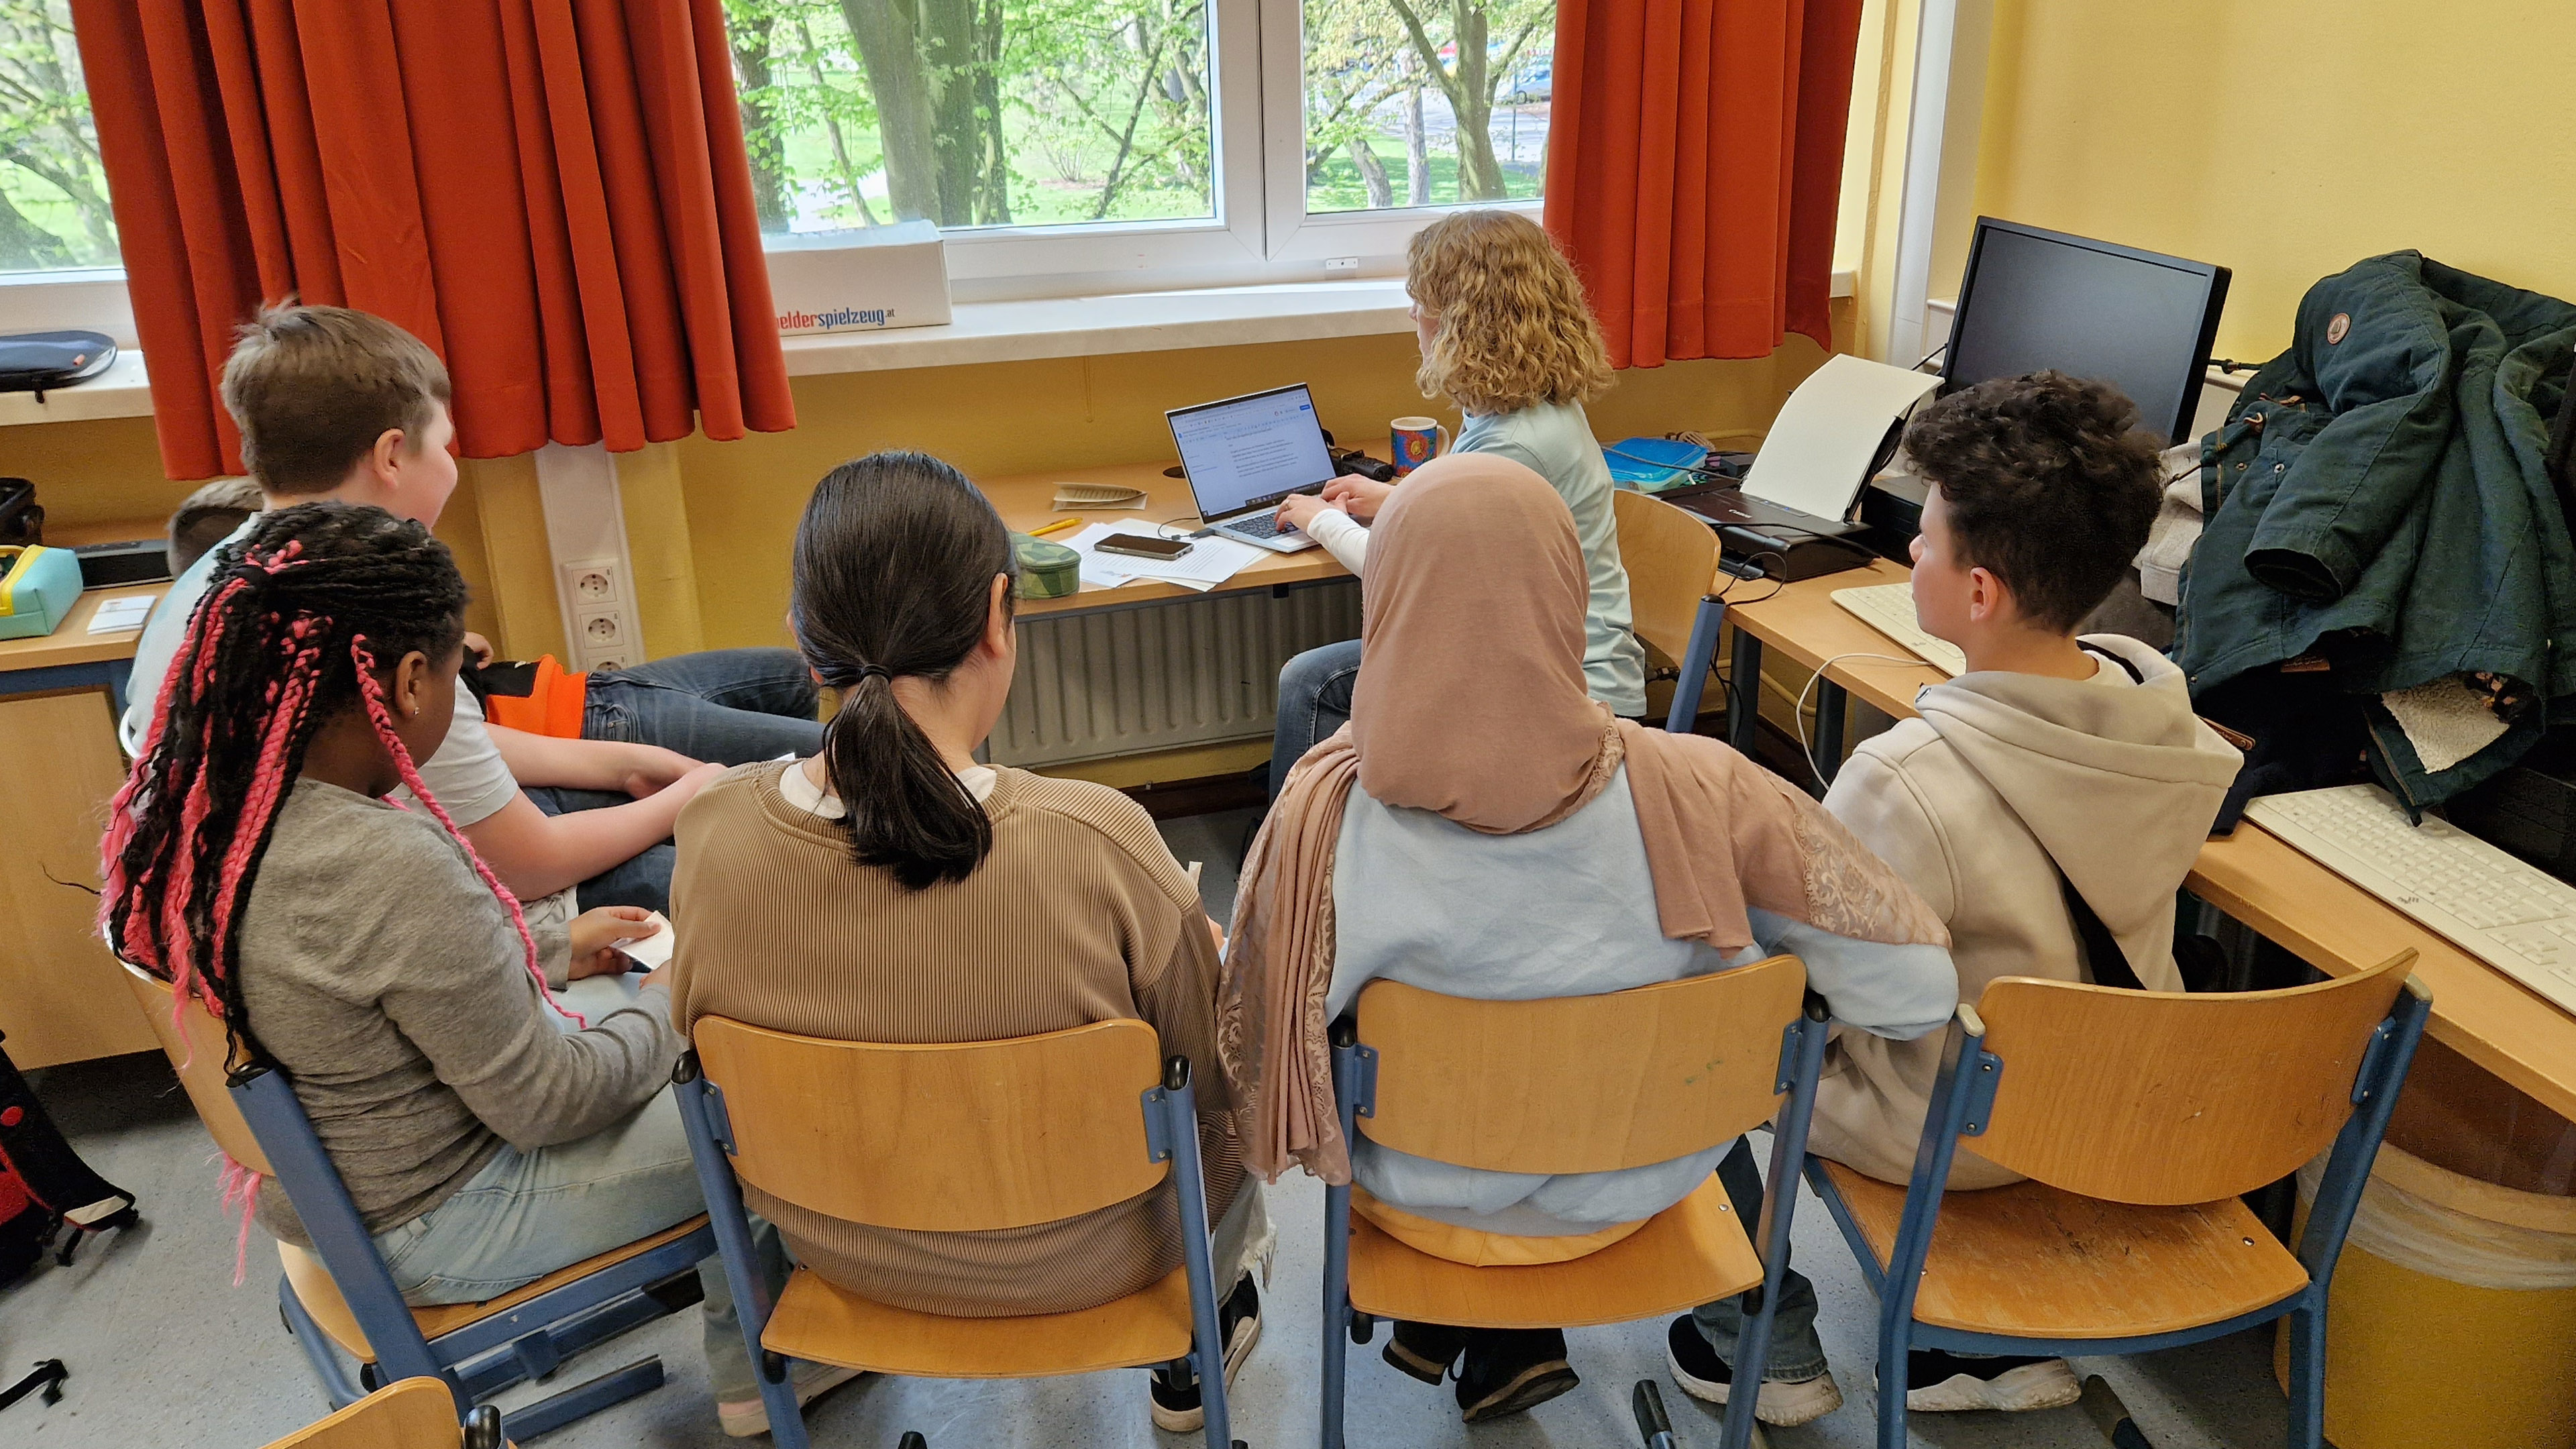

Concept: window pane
[[0, 0, 120, 272], [724, 0, 1215, 235], [1303, 0, 1552, 215]]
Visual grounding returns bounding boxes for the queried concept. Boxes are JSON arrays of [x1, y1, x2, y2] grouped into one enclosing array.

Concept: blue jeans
[[1270, 638, 1363, 799], [373, 978, 777, 1399], [523, 649, 827, 914], [1687, 1136, 1827, 1381]]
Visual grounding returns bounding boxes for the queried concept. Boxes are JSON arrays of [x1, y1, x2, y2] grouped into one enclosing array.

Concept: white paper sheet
[[1060, 519, 1262, 590], [612, 910, 676, 969], [87, 595, 154, 635], [1742, 353, 1944, 521]]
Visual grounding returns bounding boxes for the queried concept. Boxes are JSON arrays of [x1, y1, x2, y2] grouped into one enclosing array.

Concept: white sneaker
[[718, 1362, 865, 1438], [1902, 1350, 2082, 1413], [1664, 1316, 1843, 1427]]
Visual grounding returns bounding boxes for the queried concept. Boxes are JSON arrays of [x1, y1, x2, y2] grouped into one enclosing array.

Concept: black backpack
[[0, 1032, 137, 1287]]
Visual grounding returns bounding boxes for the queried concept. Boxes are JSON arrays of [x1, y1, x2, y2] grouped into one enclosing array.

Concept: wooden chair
[[1321, 959, 1831, 1449], [673, 1016, 1246, 1449], [1803, 950, 2431, 1449], [257, 1377, 498, 1449], [123, 966, 716, 1442], [1613, 488, 1731, 733]]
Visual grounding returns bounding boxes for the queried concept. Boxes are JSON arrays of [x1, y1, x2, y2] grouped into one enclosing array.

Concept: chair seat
[[1815, 1160, 2311, 1340], [1348, 1174, 1764, 1330], [282, 1214, 712, 1360], [760, 1263, 1196, 1378]]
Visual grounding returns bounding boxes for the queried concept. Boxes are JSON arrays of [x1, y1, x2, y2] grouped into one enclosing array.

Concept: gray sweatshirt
[[237, 780, 682, 1245]]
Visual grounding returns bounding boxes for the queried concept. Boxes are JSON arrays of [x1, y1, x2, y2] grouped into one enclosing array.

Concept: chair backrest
[[121, 962, 271, 1173], [1355, 955, 1809, 1175], [692, 1015, 1170, 1233], [1611, 488, 1724, 665], [259, 1377, 466, 1449], [1970, 949, 2419, 1205]]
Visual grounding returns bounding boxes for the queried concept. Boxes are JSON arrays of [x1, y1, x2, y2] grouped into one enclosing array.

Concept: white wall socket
[[562, 559, 623, 606], [561, 557, 639, 672]]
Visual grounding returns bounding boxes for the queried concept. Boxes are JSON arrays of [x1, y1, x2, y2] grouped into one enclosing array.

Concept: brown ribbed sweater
[[669, 761, 1244, 1317]]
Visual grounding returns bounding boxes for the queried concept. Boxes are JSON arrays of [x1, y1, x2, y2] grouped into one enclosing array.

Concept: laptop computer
[[1165, 384, 1332, 553]]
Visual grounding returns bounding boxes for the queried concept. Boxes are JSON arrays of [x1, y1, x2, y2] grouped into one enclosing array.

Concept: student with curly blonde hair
[[1268, 209, 1648, 794]]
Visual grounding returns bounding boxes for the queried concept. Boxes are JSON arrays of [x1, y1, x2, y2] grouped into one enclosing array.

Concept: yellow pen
[[1028, 516, 1083, 539]]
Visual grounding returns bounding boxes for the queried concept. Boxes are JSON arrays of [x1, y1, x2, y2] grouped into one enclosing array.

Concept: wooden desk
[[978, 461, 1351, 616], [1717, 557, 2576, 1124], [0, 580, 166, 1068]]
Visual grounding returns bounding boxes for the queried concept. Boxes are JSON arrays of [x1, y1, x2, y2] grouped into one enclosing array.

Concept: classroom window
[[0, 0, 120, 273], [1301, 0, 1552, 215], [722, 0, 1219, 233]]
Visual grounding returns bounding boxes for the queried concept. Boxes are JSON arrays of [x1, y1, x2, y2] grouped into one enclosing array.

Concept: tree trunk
[[1446, 0, 1506, 199], [918, 0, 984, 227], [794, 19, 880, 226], [841, 0, 947, 223], [1403, 83, 1430, 205], [0, 182, 68, 270], [976, 0, 1010, 222], [727, 25, 792, 230], [1349, 135, 1393, 209]]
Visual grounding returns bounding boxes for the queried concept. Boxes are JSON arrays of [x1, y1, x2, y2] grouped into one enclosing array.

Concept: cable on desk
[[1796, 651, 1925, 789]]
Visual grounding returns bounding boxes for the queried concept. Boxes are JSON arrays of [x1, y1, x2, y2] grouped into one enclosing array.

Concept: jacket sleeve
[[1822, 742, 1958, 923], [1743, 908, 1955, 1041], [376, 847, 682, 1151]]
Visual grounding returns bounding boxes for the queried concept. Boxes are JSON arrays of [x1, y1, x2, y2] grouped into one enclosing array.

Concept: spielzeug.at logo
[[780, 306, 894, 331]]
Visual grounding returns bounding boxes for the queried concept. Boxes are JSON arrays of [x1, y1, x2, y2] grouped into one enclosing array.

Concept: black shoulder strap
[[2078, 641, 2147, 684], [2053, 867, 2145, 991]]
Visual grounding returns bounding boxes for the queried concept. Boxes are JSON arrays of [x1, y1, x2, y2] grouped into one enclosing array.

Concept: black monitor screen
[[1943, 219, 2229, 445]]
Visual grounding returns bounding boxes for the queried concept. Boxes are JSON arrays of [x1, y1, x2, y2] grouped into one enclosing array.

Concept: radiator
[[990, 580, 1360, 768]]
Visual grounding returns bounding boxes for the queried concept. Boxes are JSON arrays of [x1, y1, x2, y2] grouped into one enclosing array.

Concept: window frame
[[0, 0, 1550, 333]]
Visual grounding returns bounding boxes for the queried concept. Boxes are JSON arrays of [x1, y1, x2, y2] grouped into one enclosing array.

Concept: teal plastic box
[[0, 545, 84, 639]]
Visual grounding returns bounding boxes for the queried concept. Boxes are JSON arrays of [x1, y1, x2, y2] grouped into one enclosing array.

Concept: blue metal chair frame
[[1319, 995, 1833, 1449], [1801, 984, 2432, 1449], [673, 1049, 1246, 1449], [1662, 595, 1727, 734], [228, 1065, 717, 1442]]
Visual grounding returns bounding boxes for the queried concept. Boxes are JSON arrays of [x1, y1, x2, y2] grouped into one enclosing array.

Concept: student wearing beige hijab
[[1220, 453, 1957, 1426]]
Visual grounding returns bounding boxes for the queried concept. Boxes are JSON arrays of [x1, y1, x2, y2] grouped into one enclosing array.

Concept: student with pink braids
[[99, 502, 823, 1434]]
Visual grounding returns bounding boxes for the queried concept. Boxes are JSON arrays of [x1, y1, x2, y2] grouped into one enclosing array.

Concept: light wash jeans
[[372, 977, 773, 1398], [1270, 639, 1363, 799]]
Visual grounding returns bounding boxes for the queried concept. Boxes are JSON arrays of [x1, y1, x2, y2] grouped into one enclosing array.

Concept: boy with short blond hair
[[1669, 372, 2243, 1427], [127, 304, 820, 924]]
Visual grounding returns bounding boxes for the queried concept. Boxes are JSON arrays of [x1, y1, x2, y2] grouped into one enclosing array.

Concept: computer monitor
[[1942, 219, 2230, 445], [1166, 384, 1338, 524]]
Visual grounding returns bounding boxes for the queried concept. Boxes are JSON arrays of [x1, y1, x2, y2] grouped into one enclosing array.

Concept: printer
[[0, 544, 83, 639], [1666, 354, 1943, 581]]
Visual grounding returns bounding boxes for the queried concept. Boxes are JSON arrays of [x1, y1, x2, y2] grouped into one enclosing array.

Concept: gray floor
[[4, 810, 2292, 1448]]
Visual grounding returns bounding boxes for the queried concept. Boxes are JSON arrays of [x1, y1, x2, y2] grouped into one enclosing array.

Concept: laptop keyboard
[[1225, 511, 1290, 539]]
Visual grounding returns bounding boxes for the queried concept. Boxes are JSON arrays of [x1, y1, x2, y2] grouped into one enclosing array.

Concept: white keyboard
[[1830, 584, 1965, 677], [2244, 784, 2576, 1016]]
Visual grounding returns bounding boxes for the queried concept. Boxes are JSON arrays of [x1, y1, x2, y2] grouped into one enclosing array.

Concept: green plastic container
[[1010, 532, 1081, 600]]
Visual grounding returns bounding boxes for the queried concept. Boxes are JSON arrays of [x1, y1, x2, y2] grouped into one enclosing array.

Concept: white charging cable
[[1795, 653, 1923, 788]]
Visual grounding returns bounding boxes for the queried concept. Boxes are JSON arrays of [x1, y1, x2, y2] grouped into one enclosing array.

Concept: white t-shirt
[[122, 510, 523, 830], [776, 757, 998, 819]]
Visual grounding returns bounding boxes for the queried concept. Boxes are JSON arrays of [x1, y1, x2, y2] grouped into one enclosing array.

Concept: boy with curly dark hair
[[1667, 373, 2243, 1428]]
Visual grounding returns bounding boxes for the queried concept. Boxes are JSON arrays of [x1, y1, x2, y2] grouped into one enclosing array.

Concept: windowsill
[[0, 270, 1860, 430]]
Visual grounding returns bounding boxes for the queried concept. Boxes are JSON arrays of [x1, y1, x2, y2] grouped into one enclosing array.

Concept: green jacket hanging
[[2175, 251, 2576, 808]]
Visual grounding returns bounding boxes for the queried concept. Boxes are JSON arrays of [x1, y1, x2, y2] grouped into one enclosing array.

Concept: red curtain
[[72, 0, 795, 480], [1544, 0, 1863, 370]]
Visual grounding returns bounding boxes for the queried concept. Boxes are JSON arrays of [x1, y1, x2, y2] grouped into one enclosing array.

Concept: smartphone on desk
[[1096, 533, 1194, 561]]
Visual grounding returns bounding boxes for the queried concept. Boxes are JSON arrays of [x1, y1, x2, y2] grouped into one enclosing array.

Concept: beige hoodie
[[1804, 635, 2243, 1188]]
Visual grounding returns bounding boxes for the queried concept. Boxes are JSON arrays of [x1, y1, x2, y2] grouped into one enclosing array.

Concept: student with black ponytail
[[669, 451, 1269, 1432], [101, 503, 782, 1436]]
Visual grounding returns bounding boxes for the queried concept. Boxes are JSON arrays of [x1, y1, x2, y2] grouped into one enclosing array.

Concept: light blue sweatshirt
[[1326, 764, 1957, 1236]]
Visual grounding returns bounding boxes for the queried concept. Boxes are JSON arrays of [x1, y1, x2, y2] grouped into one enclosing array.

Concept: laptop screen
[[1167, 384, 1338, 522]]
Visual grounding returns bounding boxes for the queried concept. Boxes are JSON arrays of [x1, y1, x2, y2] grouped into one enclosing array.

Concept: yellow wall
[[1972, 0, 2576, 362], [8, 311, 1845, 661]]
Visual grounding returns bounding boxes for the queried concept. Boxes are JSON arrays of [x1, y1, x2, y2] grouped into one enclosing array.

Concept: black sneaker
[[1149, 1274, 1263, 1433], [1454, 1328, 1579, 1424], [1382, 1320, 1469, 1386], [1902, 1349, 2081, 1413], [1663, 1316, 1843, 1427]]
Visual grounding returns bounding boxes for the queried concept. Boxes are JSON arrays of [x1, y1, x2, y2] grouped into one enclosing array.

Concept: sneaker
[[1382, 1320, 1469, 1386], [716, 1361, 865, 1438], [1454, 1328, 1579, 1424], [1902, 1350, 2082, 1413], [1149, 1274, 1264, 1433], [1663, 1316, 1843, 1428]]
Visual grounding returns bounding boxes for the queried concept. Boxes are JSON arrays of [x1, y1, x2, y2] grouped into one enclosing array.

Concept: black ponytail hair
[[792, 451, 1018, 890]]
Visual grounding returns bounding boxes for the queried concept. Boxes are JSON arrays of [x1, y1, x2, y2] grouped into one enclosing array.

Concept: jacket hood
[[1913, 636, 2243, 933]]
